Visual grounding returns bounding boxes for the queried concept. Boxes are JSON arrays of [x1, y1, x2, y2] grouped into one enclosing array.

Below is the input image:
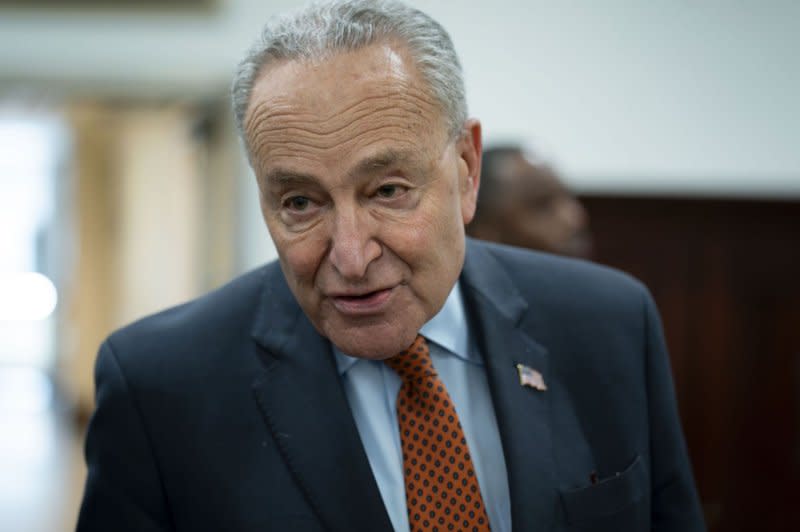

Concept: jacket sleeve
[[77, 340, 172, 532], [642, 291, 706, 531]]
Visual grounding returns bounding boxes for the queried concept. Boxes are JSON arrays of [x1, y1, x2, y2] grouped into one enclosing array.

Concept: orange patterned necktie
[[384, 335, 491, 532]]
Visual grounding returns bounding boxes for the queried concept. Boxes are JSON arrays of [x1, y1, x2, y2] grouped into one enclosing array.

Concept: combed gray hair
[[231, 0, 467, 149]]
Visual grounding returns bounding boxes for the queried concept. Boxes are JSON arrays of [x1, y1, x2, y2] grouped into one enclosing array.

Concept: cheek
[[422, 182, 466, 242], [383, 209, 440, 248], [271, 227, 329, 287], [282, 245, 316, 280], [381, 203, 463, 272]]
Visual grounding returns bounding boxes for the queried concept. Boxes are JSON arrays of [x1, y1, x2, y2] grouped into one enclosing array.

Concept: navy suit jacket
[[77, 239, 704, 531]]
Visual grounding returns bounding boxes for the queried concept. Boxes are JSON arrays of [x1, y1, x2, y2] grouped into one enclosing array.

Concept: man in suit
[[78, 1, 705, 530], [467, 145, 592, 259]]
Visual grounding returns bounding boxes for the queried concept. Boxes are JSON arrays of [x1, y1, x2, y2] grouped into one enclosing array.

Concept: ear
[[456, 118, 482, 225]]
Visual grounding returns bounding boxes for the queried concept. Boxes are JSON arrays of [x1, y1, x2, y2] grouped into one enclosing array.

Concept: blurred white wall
[[426, 0, 800, 196], [2, 0, 798, 193]]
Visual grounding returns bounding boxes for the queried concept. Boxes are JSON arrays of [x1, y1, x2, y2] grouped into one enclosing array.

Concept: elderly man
[[77, 1, 704, 531], [467, 146, 592, 258]]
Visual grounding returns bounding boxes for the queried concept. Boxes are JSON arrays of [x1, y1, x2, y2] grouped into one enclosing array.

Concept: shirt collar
[[333, 281, 473, 376]]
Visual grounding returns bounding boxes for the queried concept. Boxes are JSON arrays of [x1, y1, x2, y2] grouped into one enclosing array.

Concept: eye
[[285, 196, 311, 211], [376, 184, 402, 198]]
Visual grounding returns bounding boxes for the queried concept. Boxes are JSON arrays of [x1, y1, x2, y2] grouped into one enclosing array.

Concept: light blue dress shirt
[[333, 282, 512, 532]]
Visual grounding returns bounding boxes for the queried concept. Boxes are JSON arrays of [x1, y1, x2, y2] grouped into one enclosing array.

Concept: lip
[[329, 286, 396, 316]]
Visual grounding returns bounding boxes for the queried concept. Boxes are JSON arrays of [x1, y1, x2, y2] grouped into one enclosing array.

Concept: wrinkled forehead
[[243, 43, 450, 173], [248, 44, 415, 114]]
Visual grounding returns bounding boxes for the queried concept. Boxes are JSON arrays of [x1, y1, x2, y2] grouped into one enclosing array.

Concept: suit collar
[[461, 239, 559, 530], [249, 263, 393, 532], [250, 261, 301, 356], [461, 238, 529, 325]]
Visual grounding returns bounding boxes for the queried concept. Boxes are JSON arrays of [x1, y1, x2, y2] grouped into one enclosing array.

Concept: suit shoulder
[[478, 240, 644, 287], [474, 240, 649, 309]]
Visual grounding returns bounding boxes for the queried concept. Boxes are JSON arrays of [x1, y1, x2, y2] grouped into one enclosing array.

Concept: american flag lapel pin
[[516, 363, 547, 391]]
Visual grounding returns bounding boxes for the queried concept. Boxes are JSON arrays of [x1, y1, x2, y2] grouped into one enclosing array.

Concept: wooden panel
[[580, 196, 800, 532]]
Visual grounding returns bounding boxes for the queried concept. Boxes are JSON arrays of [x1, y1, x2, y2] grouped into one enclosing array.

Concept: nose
[[328, 206, 382, 280]]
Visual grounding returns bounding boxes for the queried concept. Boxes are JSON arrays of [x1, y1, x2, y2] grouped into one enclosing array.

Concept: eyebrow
[[263, 170, 318, 187], [349, 149, 414, 178], [264, 149, 418, 187]]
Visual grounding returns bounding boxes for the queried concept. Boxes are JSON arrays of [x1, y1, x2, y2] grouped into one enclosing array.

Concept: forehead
[[243, 43, 448, 177]]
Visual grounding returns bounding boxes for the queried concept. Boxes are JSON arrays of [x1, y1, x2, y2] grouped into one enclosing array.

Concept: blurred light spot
[[0, 367, 53, 415], [0, 272, 57, 321]]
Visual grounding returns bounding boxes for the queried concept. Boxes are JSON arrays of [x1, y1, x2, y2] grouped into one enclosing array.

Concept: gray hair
[[231, 0, 467, 148]]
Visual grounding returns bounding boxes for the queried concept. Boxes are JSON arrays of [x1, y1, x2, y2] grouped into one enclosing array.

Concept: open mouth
[[331, 287, 394, 315], [336, 289, 383, 301]]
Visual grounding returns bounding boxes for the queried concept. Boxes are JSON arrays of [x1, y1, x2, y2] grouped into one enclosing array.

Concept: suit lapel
[[461, 241, 559, 531], [250, 264, 393, 532]]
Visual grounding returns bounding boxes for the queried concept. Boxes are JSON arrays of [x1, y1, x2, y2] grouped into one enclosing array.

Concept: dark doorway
[[581, 195, 800, 532]]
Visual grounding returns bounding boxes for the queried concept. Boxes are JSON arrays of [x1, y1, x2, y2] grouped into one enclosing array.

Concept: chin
[[327, 325, 419, 360]]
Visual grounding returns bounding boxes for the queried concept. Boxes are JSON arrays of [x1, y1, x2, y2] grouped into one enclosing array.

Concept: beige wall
[[60, 101, 238, 416]]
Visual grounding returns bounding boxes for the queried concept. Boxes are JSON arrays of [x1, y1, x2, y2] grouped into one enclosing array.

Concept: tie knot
[[384, 334, 436, 382]]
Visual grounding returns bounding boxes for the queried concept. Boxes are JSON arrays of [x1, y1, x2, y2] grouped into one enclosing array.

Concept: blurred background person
[[468, 145, 592, 258]]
